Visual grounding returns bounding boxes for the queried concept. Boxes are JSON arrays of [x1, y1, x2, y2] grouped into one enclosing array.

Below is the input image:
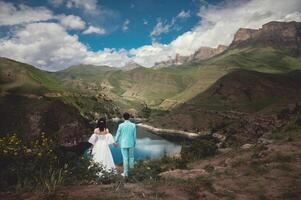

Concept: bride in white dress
[[88, 118, 116, 174]]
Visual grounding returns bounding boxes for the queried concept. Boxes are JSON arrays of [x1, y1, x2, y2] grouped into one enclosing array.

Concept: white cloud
[[0, 23, 88, 71], [130, 43, 175, 67], [66, 0, 97, 12], [57, 14, 85, 30], [0, 1, 86, 30], [83, 48, 130, 67], [150, 19, 173, 38], [0, 22, 126, 70], [122, 19, 130, 31], [177, 10, 191, 19], [0, 1, 53, 26], [48, 0, 64, 7], [83, 25, 106, 34]]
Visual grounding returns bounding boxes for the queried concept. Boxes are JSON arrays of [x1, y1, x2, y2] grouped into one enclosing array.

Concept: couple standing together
[[88, 112, 136, 177]]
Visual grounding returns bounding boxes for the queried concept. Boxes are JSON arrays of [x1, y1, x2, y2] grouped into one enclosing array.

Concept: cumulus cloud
[[0, 22, 126, 70], [0, 1, 53, 26], [0, 2, 86, 30], [83, 25, 106, 34], [122, 19, 130, 31], [57, 14, 86, 30], [177, 10, 191, 19], [0, 23, 88, 71], [83, 48, 130, 67]]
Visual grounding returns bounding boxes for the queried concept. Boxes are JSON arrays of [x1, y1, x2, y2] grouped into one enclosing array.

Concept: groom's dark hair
[[123, 112, 130, 120]]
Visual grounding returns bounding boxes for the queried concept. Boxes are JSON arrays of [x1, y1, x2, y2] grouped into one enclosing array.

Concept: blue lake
[[108, 122, 182, 164]]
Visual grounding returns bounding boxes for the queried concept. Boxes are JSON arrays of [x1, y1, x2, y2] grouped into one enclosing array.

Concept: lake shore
[[136, 123, 209, 139], [108, 117, 209, 140]]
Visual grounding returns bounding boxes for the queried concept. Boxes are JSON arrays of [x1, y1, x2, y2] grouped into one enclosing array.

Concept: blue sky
[[7, 0, 214, 50], [0, 0, 300, 70]]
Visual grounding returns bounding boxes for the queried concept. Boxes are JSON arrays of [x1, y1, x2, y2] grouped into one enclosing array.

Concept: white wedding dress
[[88, 128, 116, 174]]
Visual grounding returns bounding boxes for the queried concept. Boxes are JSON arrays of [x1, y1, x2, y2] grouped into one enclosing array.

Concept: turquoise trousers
[[121, 147, 134, 176]]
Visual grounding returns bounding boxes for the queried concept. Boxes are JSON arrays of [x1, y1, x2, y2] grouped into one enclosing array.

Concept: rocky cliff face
[[230, 21, 301, 52], [192, 45, 228, 60], [153, 45, 228, 68]]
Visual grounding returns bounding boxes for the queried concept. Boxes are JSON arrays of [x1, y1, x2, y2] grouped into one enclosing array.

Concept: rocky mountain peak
[[230, 21, 301, 50], [232, 28, 257, 43], [153, 45, 228, 68]]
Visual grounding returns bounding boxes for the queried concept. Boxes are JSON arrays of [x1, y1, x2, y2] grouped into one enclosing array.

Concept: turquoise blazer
[[115, 120, 136, 148]]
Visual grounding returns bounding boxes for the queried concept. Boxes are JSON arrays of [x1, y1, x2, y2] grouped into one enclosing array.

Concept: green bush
[[0, 133, 115, 192]]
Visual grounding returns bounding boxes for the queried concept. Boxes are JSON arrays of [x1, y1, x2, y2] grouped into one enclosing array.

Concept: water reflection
[[108, 123, 181, 164]]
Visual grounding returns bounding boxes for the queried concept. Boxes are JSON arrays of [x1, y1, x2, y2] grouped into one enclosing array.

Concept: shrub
[[0, 133, 114, 192]]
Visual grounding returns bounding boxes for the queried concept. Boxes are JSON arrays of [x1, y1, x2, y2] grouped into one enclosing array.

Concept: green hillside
[[0, 58, 120, 137], [54, 64, 202, 111], [0, 57, 64, 95], [164, 47, 301, 107], [151, 69, 301, 132], [53, 46, 301, 113]]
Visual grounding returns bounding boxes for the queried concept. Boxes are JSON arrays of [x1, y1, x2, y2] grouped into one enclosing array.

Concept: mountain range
[[1, 20, 301, 139]]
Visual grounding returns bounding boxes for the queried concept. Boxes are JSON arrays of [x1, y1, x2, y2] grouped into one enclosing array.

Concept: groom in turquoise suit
[[114, 112, 136, 177]]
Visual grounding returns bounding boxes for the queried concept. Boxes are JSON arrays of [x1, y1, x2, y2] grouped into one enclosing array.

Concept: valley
[[1, 17, 301, 200], [1, 21, 301, 141], [1, 0, 301, 198]]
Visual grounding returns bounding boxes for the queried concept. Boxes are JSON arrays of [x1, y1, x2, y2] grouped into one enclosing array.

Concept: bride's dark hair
[[96, 117, 107, 132]]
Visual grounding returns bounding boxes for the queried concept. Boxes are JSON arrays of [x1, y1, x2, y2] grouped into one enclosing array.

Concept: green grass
[[0, 57, 64, 94], [207, 47, 301, 73]]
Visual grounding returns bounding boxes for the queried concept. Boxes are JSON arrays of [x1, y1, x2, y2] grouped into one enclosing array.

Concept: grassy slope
[[55, 65, 202, 110], [0, 57, 64, 95], [54, 46, 301, 112], [0, 58, 119, 121], [163, 47, 301, 107]]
